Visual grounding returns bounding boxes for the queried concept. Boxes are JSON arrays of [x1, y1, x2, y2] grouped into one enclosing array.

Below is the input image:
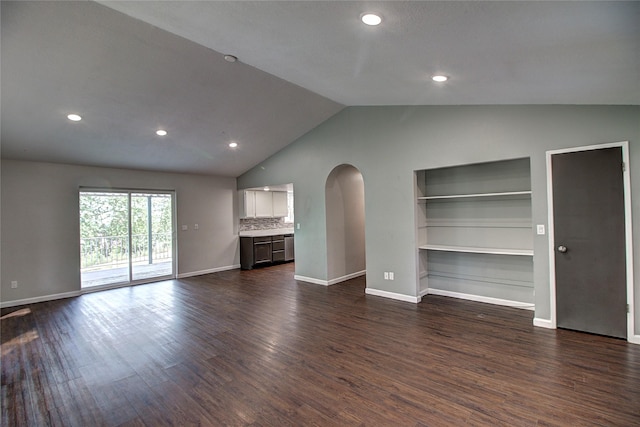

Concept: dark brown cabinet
[[252, 236, 273, 265], [240, 234, 294, 270], [271, 235, 285, 262]]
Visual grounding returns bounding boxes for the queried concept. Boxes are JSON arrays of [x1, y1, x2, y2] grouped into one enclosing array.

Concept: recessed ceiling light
[[432, 75, 449, 83], [361, 13, 382, 26], [224, 54, 237, 63], [229, 142, 238, 148], [263, 187, 270, 191], [67, 114, 82, 121], [156, 129, 167, 136]]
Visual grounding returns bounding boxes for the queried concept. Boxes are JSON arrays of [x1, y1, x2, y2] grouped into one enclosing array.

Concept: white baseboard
[[294, 270, 366, 286], [627, 335, 640, 345], [294, 275, 329, 286], [533, 317, 555, 329], [1, 290, 81, 308], [177, 264, 240, 279], [365, 288, 421, 303], [0, 263, 236, 308], [327, 270, 366, 285], [427, 288, 535, 311], [532, 321, 639, 345]]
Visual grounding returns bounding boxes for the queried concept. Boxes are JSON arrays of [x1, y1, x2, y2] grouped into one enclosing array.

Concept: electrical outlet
[[384, 272, 389, 280], [389, 272, 394, 280], [11, 281, 18, 289], [194, 224, 199, 230], [181, 225, 188, 231]]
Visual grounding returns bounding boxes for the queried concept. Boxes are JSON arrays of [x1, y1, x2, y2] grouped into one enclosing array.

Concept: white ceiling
[[2, 1, 639, 176]]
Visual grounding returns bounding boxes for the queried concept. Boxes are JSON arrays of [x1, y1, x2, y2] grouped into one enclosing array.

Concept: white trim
[[294, 275, 329, 286], [546, 141, 635, 342], [294, 271, 367, 286], [327, 270, 366, 286], [0, 263, 241, 307], [427, 288, 534, 310], [419, 244, 533, 257], [533, 318, 554, 329], [418, 190, 532, 200], [177, 264, 240, 279], [0, 291, 81, 308], [545, 150, 558, 328], [365, 288, 421, 303]]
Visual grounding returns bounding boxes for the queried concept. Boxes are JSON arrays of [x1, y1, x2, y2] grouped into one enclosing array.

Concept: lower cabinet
[[272, 235, 286, 262], [240, 234, 294, 270], [253, 236, 273, 265]]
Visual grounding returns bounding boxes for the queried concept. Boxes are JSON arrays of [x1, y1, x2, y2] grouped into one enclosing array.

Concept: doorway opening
[[80, 189, 175, 290], [325, 164, 366, 285]]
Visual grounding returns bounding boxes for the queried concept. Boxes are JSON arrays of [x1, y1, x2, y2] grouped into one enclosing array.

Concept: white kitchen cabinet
[[254, 191, 273, 217], [238, 190, 256, 219], [272, 191, 288, 217], [239, 190, 288, 218]]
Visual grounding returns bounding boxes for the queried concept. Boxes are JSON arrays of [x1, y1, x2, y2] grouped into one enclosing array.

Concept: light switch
[[296, 223, 300, 230], [536, 224, 545, 235], [181, 225, 188, 231], [194, 224, 199, 230]]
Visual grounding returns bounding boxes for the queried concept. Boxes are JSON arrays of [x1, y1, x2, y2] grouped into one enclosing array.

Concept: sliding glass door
[[130, 193, 173, 281], [80, 190, 175, 289]]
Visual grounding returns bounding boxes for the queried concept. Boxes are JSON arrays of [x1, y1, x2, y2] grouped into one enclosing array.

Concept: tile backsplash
[[239, 217, 292, 231]]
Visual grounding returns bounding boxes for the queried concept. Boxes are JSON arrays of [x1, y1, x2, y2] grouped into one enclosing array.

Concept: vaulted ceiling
[[2, 1, 638, 176]]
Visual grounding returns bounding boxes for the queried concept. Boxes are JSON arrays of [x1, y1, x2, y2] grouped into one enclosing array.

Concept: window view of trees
[[80, 192, 173, 271]]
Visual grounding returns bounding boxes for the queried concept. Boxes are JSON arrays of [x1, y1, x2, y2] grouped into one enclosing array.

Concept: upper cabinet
[[239, 190, 288, 218], [254, 191, 273, 217], [239, 190, 256, 219], [272, 191, 288, 217]]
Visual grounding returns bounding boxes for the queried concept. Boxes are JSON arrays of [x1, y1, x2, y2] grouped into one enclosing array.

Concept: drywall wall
[[1, 160, 238, 305], [325, 164, 366, 282], [237, 105, 640, 332]]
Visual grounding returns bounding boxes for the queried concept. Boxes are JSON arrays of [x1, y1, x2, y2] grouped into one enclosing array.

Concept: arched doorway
[[325, 164, 366, 284]]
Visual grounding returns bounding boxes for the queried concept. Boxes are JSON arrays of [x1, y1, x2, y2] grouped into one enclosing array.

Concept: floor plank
[[2, 263, 640, 426]]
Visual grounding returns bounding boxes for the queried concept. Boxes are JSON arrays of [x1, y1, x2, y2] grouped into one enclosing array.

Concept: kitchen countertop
[[239, 228, 294, 237]]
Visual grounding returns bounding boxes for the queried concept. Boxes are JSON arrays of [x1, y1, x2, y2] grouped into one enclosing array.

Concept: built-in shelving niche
[[416, 158, 534, 307]]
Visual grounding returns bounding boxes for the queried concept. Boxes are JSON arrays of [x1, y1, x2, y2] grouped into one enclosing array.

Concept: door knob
[[557, 245, 568, 253]]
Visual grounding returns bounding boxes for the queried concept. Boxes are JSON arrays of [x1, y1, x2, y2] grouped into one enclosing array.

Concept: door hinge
[[627, 304, 630, 313], [622, 162, 626, 172]]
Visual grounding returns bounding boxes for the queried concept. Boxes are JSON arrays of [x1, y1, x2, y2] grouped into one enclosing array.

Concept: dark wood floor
[[2, 263, 640, 426]]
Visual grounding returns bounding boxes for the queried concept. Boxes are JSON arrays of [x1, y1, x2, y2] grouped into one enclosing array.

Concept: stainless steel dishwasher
[[284, 234, 294, 261]]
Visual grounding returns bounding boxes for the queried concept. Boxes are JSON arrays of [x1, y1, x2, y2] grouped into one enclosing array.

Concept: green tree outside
[[80, 192, 173, 269]]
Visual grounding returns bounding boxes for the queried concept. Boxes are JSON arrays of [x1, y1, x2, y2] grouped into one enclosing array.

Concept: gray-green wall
[[237, 105, 640, 332], [325, 164, 366, 282], [1, 160, 239, 306]]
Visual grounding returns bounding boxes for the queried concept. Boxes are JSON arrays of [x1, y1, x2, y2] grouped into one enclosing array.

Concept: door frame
[[79, 187, 177, 292], [545, 141, 636, 343]]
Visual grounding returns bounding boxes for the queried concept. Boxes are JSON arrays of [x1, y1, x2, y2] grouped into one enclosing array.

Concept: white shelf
[[417, 190, 531, 201], [419, 244, 533, 257]]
